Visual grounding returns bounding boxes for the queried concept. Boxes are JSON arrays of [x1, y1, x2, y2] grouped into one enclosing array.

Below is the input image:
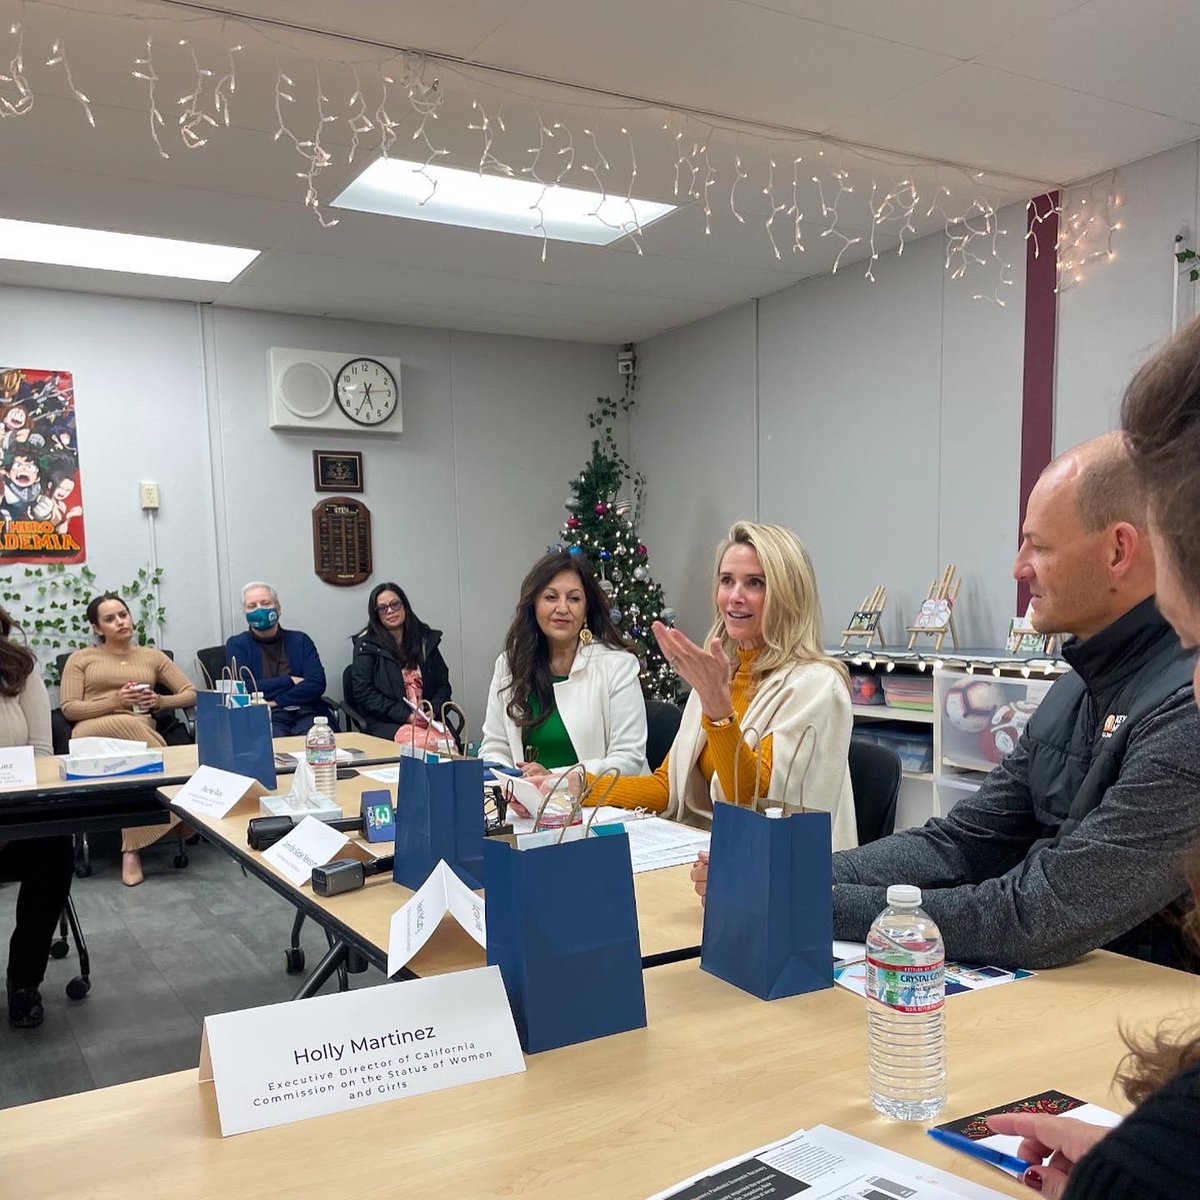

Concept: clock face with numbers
[[335, 358, 398, 427]]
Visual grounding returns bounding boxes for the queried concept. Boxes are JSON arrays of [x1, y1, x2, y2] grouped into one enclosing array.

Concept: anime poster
[[0, 367, 86, 563]]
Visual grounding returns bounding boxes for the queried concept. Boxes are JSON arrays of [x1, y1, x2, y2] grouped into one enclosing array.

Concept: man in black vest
[[825, 432, 1200, 968]]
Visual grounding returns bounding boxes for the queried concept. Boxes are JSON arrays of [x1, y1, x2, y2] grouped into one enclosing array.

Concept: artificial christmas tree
[[554, 408, 677, 700]]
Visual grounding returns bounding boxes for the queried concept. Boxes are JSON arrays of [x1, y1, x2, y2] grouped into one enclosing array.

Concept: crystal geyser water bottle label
[[866, 956, 945, 1014]]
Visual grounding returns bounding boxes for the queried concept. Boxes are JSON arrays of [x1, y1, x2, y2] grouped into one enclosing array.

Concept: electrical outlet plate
[[140, 481, 160, 509]]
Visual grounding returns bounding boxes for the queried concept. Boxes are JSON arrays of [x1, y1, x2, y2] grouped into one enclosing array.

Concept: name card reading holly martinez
[[198, 965, 525, 1136]]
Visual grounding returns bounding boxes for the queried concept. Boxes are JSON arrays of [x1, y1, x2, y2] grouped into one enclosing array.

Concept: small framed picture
[[313, 450, 364, 493]]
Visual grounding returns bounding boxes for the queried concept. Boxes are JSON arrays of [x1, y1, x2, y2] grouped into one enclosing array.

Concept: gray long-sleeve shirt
[[832, 689, 1200, 969]]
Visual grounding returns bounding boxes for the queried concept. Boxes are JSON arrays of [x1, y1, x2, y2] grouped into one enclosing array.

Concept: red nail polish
[[1024, 1169, 1043, 1192]]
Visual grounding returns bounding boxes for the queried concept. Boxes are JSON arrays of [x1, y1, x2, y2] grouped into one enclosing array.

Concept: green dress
[[524, 676, 579, 769]]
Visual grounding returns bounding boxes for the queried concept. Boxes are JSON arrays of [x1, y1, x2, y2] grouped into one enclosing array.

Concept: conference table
[[161, 735, 706, 992], [1, 949, 1195, 1199]]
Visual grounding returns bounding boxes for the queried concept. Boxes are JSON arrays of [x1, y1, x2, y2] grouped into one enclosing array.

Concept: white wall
[[2, 287, 613, 717], [1056, 141, 1200, 451], [629, 303, 758, 640], [634, 209, 1027, 649]]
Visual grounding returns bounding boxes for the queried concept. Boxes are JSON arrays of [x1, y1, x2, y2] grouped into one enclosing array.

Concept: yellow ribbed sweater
[[597, 647, 773, 812]]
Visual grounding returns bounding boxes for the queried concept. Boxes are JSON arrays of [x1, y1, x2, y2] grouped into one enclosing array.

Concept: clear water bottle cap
[[312, 716, 328, 726], [764, 806, 784, 819], [886, 884, 921, 907]]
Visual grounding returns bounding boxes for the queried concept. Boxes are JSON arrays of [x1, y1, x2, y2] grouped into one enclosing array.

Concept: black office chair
[[340, 663, 368, 733], [847, 736, 902, 846], [645, 699, 683, 772]]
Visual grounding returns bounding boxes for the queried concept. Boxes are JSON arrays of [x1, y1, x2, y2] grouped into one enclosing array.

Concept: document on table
[[360, 765, 401, 783], [594, 812, 711, 873], [647, 1124, 1009, 1200], [835, 960, 1034, 999]]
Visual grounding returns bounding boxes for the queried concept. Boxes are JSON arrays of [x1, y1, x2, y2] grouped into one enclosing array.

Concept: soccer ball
[[944, 680, 1004, 733], [984, 700, 1039, 762]]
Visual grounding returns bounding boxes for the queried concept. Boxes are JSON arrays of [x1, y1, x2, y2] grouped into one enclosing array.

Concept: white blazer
[[665, 660, 858, 850], [480, 642, 649, 776]]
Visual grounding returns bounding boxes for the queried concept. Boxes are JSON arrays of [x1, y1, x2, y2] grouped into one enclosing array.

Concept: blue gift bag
[[195, 691, 277, 789], [700, 803, 833, 1001], [483, 832, 647, 1053], [393, 754, 485, 890]]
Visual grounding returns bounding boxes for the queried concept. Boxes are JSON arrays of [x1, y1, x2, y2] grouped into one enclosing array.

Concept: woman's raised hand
[[652, 621, 732, 719]]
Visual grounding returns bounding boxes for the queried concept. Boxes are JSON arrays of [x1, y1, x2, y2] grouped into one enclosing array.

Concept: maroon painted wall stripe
[[1017, 191, 1060, 615]]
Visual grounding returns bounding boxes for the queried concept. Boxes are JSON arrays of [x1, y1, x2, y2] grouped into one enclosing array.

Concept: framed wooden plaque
[[312, 496, 373, 586]]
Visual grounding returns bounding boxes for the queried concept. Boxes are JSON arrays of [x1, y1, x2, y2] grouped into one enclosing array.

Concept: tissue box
[[59, 750, 165, 780], [258, 793, 345, 823]]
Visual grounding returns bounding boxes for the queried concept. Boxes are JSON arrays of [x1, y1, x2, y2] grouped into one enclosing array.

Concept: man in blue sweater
[[225, 581, 337, 737]]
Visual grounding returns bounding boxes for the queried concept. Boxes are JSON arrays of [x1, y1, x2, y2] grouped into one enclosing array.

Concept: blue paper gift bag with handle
[[483, 832, 646, 1053], [393, 754, 485, 890], [700, 803, 833, 1001], [195, 691, 277, 789]]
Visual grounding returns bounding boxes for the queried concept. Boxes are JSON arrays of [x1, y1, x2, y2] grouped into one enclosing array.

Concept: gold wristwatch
[[706, 713, 736, 728]]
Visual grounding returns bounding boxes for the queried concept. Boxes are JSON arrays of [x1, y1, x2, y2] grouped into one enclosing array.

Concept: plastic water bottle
[[866, 884, 946, 1120], [305, 717, 337, 801]]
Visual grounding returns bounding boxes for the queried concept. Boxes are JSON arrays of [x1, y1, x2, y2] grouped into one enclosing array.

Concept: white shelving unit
[[833, 647, 1070, 829]]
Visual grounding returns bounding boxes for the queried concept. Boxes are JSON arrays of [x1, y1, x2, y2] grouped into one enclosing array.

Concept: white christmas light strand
[[0, 0, 1124, 300]]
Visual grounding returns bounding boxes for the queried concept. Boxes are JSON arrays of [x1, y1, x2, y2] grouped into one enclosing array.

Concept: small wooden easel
[[840, 586, 887, 649], [906, 565, 960, 651]]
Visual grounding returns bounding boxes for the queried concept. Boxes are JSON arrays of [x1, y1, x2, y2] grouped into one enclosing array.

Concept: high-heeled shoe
[[121, 851, 144, 887]]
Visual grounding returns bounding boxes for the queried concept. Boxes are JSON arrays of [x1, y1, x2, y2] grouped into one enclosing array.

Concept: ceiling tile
[[833, 64, 1200, 183]]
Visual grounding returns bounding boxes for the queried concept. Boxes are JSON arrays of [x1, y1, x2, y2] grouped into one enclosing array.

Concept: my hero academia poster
[[0, 367, 86, 563]]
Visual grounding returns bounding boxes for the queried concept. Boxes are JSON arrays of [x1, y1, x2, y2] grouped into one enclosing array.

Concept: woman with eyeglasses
[[349, 582, 453, 741]]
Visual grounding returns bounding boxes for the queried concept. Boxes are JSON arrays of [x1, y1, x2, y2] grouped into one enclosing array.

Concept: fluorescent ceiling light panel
[[0, 218, 260, 282], [334, 157, 677, 244]]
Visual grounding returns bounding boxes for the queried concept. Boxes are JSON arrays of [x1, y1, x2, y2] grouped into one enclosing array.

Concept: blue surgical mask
[[246, 607, 279, 632]]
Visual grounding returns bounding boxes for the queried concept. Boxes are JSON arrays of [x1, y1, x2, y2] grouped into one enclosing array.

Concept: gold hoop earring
[[579, 628, 593, 645]]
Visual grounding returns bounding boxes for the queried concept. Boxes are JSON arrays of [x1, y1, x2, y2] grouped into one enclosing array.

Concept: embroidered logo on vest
[[1101, 713, 1127, 738]]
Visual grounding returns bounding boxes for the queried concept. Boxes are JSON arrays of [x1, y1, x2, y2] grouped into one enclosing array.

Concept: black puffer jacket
[[349, 629, 452, 739]]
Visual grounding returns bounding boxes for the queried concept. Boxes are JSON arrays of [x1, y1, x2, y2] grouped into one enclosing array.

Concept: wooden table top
[[2, 951, 1195, 1200], [162, 736, 705, 976]]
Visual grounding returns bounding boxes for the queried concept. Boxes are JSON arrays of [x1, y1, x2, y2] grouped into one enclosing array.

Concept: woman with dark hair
[[60, 592, 196, 887], [0, 605, 74, 1028], [480, 550, 648, 776], [349, 582, 452, 741], [982, 317, 1200, 1199]]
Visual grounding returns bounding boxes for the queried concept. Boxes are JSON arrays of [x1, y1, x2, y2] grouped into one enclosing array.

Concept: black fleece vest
[[1024, 597, 1195, 964]]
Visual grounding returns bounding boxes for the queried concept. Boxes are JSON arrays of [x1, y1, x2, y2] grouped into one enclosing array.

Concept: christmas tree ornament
[[594, 501, 608, 514], [614, 544, 625, 555], [599, 577, 614, 596], [609, 608, 622, 623], [566, 516, 580, 529], [637, 544, 648, 556], [568, 545, 582, 556], [633, 566, 648, 582], [599, 549, 611, 561], [611, 567, 623, 582], [631, 625, 642, 636], [660, 607, 676, 623]]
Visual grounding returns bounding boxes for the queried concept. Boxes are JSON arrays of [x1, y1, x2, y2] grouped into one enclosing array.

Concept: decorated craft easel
[[906, 565, 960, 651], [840, 586, 887, 649]]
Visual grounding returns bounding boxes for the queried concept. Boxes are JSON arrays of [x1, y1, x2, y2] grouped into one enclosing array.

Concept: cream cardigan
[[480, 642, 649, 776], [665, 659, 858, 850]]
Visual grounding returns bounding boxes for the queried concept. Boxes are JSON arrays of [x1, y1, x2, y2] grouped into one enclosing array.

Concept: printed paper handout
[[835, 960, 1034, 998], [387, 860, 486, 978], [647, 1124, 1009, 1200], [935, 1090, 1121, 1183]]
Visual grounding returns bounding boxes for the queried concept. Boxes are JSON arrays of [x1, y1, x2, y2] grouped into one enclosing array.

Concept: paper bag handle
[[732, 723, 765, 809], [775, 724, 817, 815]]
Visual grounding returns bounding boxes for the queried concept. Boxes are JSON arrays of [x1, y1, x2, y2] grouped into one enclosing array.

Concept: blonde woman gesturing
[[597, 521, 857, 851]]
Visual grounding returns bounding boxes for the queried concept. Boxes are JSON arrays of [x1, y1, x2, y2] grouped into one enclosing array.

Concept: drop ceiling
[[0, 0, 1196, 342]]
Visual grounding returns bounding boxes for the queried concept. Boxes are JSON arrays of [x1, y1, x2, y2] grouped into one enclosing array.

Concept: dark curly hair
[[502, 551, 629, 729]]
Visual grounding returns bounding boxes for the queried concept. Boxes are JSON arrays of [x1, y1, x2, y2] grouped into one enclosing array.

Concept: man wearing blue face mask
[[224, 581, 338, 737]]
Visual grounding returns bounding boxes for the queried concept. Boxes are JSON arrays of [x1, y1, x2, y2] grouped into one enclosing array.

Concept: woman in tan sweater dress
[[60, 593, 196, 887]]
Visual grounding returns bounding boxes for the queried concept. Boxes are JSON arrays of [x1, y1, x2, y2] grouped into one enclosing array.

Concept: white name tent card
[[0, 745, 36, 787], [172, 766, 263, 820], [261, 815, 376, 887], [388, 860, 486, 978], [198, 965, 525, 1136]]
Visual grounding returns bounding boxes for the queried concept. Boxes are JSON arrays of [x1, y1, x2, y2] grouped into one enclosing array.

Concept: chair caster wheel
[[284, 948, 306, 974], [66, 976, 90, 1001], [74, 863, 93, 879], [173, 854, 189, 869], [50, 939, 70, 960]]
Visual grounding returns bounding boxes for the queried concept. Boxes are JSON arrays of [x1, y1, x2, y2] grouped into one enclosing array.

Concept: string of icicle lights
[[0, 0, 1122, 303]]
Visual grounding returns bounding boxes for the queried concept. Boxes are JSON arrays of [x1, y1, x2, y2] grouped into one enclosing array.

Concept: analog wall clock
[[335, 357, 399, 427]]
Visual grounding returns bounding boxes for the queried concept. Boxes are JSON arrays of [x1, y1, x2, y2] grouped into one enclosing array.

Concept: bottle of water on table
[[305, 716, 337, 801], [866, 884, 946, 1120]]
